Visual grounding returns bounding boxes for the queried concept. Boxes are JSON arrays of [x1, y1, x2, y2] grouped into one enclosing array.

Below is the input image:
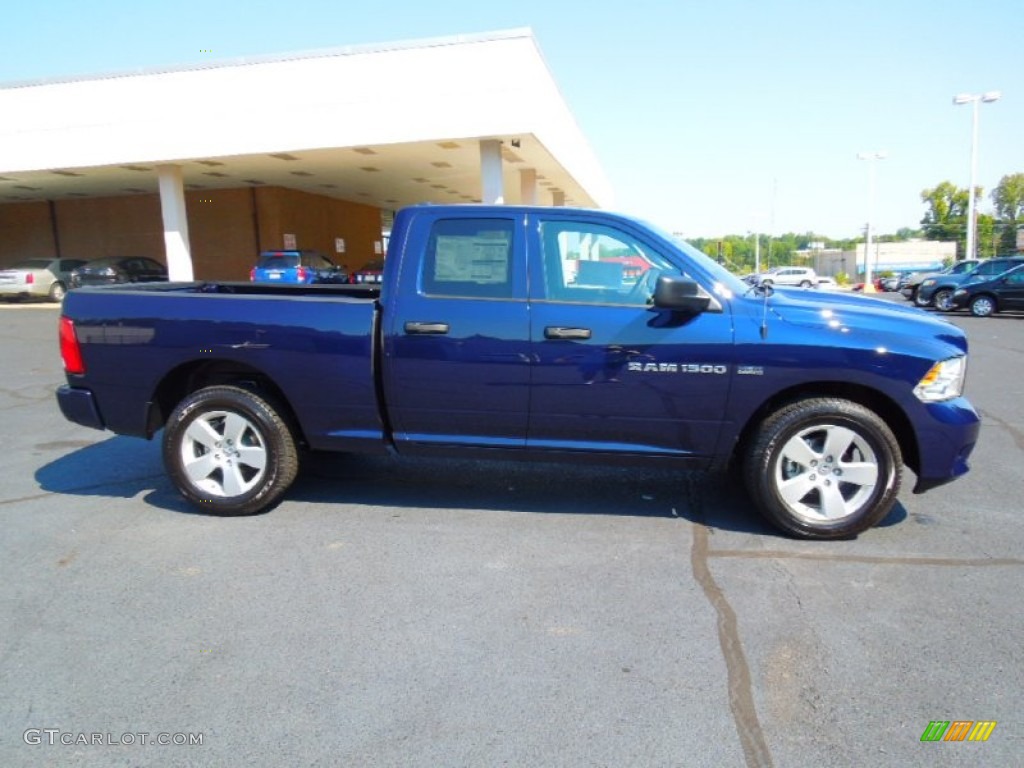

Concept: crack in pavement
[[980, 408, 1024, 453], [692, 523, 774, 768]]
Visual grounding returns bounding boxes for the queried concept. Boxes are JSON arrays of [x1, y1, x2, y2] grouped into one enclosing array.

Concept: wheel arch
[[146, 359, 307, 446], [969, 292, 999, 311], [731, 382, 919, 475]]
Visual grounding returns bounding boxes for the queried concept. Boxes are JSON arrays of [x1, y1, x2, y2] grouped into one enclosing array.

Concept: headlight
[[921, 279, 936, 288], [913, 357, 966, 402]]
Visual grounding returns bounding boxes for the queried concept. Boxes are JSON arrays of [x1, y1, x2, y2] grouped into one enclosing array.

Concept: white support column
[[157, 164, 194, 281], [479, 139, 504, 204], [551, 188, 565, 207], [519, 168, 538, 205]]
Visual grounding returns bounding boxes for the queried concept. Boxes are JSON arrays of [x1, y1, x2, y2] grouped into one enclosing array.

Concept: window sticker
[[434, 231, 510, 285]]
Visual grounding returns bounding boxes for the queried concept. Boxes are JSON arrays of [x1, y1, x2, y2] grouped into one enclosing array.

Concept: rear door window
[[421, 218, 515, 299]]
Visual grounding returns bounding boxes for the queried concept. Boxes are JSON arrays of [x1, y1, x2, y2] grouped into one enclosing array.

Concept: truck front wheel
[[744, 398, 901, 539], [162, 386, 299, 515]]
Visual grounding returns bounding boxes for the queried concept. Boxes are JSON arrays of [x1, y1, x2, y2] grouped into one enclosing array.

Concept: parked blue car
[[249, 250, 348, 284]]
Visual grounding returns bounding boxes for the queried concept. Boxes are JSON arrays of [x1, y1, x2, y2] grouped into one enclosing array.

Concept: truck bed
[[60, 281, 385, 454], [74, 280, 382, 300]]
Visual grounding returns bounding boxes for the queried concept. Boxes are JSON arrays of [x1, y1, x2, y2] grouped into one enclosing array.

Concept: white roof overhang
[[0, 30, 612, 211]]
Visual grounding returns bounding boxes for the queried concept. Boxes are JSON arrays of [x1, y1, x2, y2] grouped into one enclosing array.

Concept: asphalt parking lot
[[1, 295, 1021, 767]]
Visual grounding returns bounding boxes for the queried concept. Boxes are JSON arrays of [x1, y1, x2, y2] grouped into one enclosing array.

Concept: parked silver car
[[752, 266, 818, 288], [0, 258, 88, 302]]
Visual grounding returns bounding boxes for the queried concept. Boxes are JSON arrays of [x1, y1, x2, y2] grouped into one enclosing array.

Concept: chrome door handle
[[404, 321, 450, 335], [544, 326, 592, 340]]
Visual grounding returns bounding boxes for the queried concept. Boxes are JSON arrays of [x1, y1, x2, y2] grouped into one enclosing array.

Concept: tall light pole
[[954, 91, 1001, 260], [857, 151, 886, 293]]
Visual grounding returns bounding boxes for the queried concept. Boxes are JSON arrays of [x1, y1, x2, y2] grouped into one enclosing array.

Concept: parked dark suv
[[903, 260, 980, 304], [917, 256, 1024, 311]]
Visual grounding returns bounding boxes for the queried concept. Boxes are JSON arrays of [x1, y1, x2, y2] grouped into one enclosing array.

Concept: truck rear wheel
[[162, 385, 299, 515], [743, 398, 901, 539]]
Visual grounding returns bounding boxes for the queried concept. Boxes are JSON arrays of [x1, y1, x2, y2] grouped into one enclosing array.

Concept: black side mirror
[[653, 275, 711, 313]]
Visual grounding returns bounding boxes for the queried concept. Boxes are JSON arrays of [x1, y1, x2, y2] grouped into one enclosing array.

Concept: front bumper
[[911, 396, 980, 493], [949, 293, 972, 310], [56, 386, 106, 431]]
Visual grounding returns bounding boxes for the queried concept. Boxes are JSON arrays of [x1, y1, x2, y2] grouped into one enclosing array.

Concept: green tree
[[992, 173, 1024, 252], [920, 181, 969, 257], [976, 213, 999, 258]]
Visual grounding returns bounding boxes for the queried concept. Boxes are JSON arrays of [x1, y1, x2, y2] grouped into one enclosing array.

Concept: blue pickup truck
[[56, 205, 980, 539]]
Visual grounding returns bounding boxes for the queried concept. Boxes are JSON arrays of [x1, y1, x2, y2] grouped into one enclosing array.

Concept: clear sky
[[3, 0, 1021, 239]]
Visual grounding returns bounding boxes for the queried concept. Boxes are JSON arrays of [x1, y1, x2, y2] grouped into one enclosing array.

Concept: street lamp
[[857, 151, 886, 293], [953, 91, 1001, 260]]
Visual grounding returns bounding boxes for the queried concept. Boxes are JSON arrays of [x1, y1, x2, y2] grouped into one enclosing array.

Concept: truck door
[[382, 214, 531, 449], [526, 213, 734, 459]]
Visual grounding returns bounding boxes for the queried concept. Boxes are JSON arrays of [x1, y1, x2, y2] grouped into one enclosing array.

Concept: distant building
[[802, 241, 957, 277]]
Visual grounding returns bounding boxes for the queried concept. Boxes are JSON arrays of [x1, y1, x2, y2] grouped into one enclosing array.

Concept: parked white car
[[753, 266, 818, 288], [0, 258, 88, 302], [815, 276, 840, 290]]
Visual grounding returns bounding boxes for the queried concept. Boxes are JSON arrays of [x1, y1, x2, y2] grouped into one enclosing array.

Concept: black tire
[[743, 398, 902, 539], [162, 385, 299, 515], [799, 280, 811, 288], [933, 288, 955, 311], [913, 289, 931, 307], [48, 281, 66, 302], [969, 294, 996, 317]]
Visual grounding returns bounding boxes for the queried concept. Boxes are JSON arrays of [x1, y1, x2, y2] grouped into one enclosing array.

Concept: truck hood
[[759, 288, 968, 354]]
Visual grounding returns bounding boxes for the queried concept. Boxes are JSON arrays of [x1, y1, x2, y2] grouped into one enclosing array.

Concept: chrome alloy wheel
[[179, 410, 268, 497], [934, 289, 955, 311], [970, 295, 995, 317], [772, 424, 879, 523]]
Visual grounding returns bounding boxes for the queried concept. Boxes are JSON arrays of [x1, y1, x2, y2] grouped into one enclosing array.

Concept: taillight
[[296, 266, 308, 282], [26, 273, 34, 284], [249, 267, 256, 281], [59, 316, 86, 374]]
